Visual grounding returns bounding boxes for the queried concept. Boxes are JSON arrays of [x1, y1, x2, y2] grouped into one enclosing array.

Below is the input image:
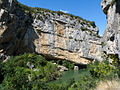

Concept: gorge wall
[[101, 0, 120, 58], [0, 0, 107, 64]]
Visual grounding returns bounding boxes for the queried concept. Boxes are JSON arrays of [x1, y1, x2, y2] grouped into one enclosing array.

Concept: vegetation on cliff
[[16, 1, 96, 29], [103, 0, 117, 5], [0, 0, 119, 89], [111, 0, 117, 5]]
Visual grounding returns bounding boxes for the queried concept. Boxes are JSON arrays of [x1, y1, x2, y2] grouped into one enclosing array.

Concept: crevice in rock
[[116, 0, 120, 14], [110, 35, 115, 41], [0, 1, 39, 55]]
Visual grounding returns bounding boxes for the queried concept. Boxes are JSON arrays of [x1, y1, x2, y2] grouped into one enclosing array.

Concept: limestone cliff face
[[0, 0, 101, 64], [0, 0, 36, 54], [101, 0, 120, 57], [32, 12, 102, 64]]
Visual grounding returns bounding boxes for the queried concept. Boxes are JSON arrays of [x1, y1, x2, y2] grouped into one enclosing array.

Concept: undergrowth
[[0, 53, 119, 90]]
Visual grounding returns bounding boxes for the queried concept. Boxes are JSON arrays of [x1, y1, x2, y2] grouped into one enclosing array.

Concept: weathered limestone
[[74, 66, 79, 71], [101, 0, 120, 58], [57, 65, 68, 72], [0, 0, 102, 64], [31, 12, 102, 64]]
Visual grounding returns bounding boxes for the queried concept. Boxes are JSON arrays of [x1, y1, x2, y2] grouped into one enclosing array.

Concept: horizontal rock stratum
[[1, 0, 113, 64]]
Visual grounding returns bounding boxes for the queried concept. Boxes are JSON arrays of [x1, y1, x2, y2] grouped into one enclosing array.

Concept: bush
[[48, 70, 99, 90], [62, 60, 75, 70], [109, 54, 120, 77], [0, 61, 4, 84], [49, 78, 75, 90], [90, 21, 96, 28], [51, 59, 75, 70], [88, 59, 119, 80], [0, 53, 60, 90], [69, 70, 98, 90], [0, 53, 119, 89], [111, 0, 117, 6]]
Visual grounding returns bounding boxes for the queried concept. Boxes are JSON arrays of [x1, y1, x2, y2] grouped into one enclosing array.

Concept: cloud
[[60, 10, 69, 13]]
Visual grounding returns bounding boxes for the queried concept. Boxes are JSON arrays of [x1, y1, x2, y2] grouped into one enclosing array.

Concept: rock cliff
[[0, 0, 102, 64], [101, 0, 120, 58]]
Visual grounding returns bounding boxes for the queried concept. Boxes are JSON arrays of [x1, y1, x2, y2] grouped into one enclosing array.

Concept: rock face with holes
[[101, 0, 120, 57], [32, 12, 101, 64], [0, 0, 102, 64], [0, 0, 36, 55]]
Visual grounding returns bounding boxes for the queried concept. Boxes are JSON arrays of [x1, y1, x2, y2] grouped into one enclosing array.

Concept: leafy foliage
[[89, 21, 96, 28], [0, 53, 60, 90], [88, 59, 119, 80], [111, 0, 117, 6], [49, 70, 99, 90], [0, 53, 119, 89], [101, 42, 106, 48], [69, 70, 98, 90], [51, 59, 75, 70], [49, 78, 75, 90]]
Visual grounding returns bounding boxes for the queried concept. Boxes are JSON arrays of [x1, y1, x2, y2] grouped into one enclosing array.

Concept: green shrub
[[108, 54, 120, 77], [81, 27, 92, 33], [90, 21, 96, 28], [0, 61, 3, 84], [36, 29, 42, 35], [51, 59, 75, 70], [101, 42, 106, 48], [111, 0, 117, 6], [69, 70, 98, 90], [48, 69, 99, 90], [49, 78, 75, 90], [62, 60, 75, 70], [0, 53, 60, 90], [108, 54, 120, 67], [88, 59, 119, 80], [0, 53, 119, 89]]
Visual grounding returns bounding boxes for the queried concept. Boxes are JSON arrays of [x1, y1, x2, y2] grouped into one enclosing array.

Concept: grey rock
[[74, 66, 79, 71], [57, 65, 68, 72], [101, 0, 120, 58], [0, 0, 102, 64]]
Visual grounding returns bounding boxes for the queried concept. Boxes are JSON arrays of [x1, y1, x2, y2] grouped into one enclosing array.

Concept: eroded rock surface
[[0, 0, 102, 64], [0, 0, 37, 55], [32, 12, 102, 64], [101, 0, 120, 57]]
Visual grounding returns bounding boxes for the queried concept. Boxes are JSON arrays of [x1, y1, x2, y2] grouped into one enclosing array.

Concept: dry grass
[[96, 80, 120, 90]]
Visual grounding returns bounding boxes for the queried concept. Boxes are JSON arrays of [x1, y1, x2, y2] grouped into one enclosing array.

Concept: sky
[[18, 0, 107, 35]]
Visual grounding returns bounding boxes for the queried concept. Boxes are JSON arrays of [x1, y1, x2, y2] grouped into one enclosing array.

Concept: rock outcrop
[[0, 0, 36, 55], [57, 65, 68, 72], [101, 0, 120, 58], [0, 0, 102, 64]]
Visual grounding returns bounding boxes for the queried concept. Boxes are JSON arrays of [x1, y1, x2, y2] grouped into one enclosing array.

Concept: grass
[[48, 69, 99, 90], [96, 80, 120, 90]]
